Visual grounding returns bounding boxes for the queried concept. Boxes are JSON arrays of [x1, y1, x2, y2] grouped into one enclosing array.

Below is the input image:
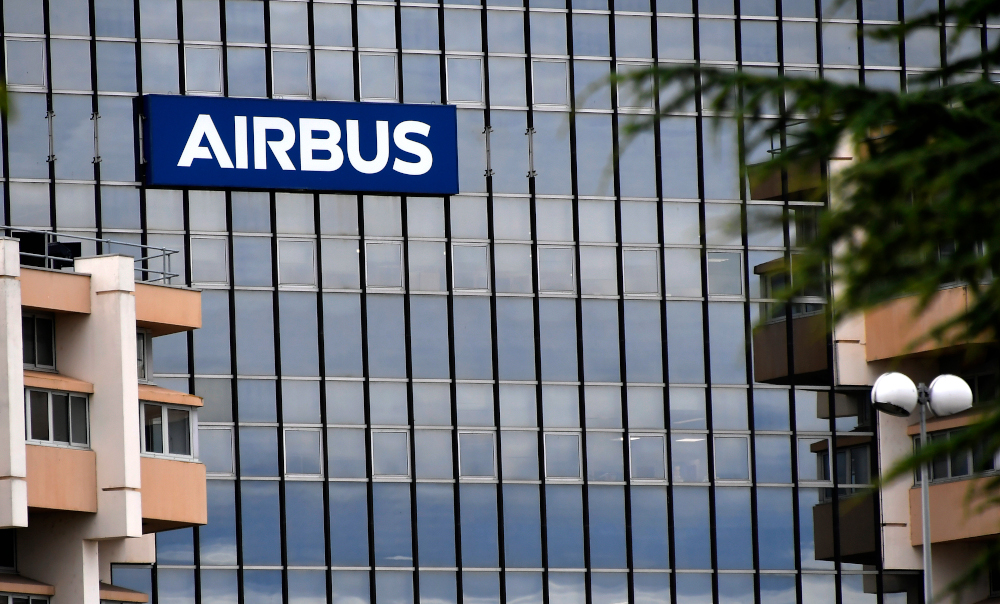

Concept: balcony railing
[[5, 227, 179, 284]]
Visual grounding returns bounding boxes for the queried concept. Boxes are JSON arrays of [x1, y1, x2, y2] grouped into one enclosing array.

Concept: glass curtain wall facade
[[0, 0, 960, 601]]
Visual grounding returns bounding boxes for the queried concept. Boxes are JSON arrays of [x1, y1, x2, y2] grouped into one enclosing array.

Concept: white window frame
[[543, 431, 583, 480], [277, 237, 318, 288], [451, 243, 492, 292], [4, 38, 47, 91], [359, 52, 399, 102], [184, 43, 224, 95], [136, 329, 153, 383], [283, 427, 324, 477], [22, 312, 56, 371], [371, 428, 411, 479], [457, 430, 498, 479], [536, 245, 577, 294], [24, 388, 90, 449], [713, 434, 751, 482], [270, 48, 312, 100], [140, 401, 198, 460], [189, 235, 230, 286], [530, 59, 570, 108], [628, 433, 667, 482], [622, 247, 661, 296], [199, 425, 235, 476], [445, 55, 485, 106], [364, 240, 405, 290]]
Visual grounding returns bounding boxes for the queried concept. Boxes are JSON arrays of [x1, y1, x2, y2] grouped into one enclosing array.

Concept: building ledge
[[0, 573, 55, 596], [135, 282, 201, 336], [906, 407, 983, 436], [100, 581, 149, 603], [19, 267, 91, 314], [24, 369, 94, 394], [138, 383, 203, 407]]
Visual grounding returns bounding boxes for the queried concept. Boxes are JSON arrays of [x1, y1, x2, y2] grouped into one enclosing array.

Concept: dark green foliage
[[614, 0, 1000, 593]]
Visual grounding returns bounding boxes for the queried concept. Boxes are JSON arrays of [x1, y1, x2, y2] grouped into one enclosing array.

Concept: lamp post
[[870, 372, 974, 604]]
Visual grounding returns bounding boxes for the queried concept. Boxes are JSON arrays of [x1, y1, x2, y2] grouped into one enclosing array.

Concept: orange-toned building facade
[[0, 238, 205, 603]]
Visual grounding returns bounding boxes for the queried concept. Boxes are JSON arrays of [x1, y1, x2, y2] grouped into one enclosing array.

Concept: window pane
[[144, 403, 163, 453], [623, 249, 659, 294], [579, 247, 618, 295], [545, 433, 581, 478], [200, 428, 234, 474], [501, 431, 538, 480], [707, 252, 742, 295], [186, 46, 222, 93], [52, 394, 70, 443], [417, 484, 456, 567], [663, 248, 702, 296], [715, 436, 750, 480], [671, 435, 708, 482], [279, 239, 317, 286], [285, 429, 322, 475], [587, 432, 624, 482], [537, 247, 575, 293], [167, 408, 191, 455], [273, 50, 311, 97], [408, 241, 447, 291], [453, 244, 490, 290], [239, 426, 279, 476], [70, 396, 88, 445], [366, 242, 403, 288], [415, 430, 453, 479], [361, 54, 398, 101], [630, 435, 666, 480], [373, 431, 410, 477], [459, 432, 496, 477], [447, 57, 483, 103], [494, 244, 533, 294]]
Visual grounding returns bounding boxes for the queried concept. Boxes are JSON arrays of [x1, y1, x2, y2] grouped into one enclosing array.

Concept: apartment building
[[0, 237, 205, 604]]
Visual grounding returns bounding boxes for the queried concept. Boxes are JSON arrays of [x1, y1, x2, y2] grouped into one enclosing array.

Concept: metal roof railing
[[4, 227, 180, 284]]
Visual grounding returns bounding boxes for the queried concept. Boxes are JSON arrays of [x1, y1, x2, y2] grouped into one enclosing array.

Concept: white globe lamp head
[[927, 374, 974, 417], [871, 372, 919, 417]]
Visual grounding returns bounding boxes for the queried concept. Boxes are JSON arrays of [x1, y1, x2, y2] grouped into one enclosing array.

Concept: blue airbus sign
[[142, 95, 459, 195]]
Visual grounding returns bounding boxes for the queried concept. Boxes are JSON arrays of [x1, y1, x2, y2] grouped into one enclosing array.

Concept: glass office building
[[0, 0, 945, 601]]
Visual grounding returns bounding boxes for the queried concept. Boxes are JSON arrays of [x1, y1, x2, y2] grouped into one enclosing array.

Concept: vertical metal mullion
[[654, 12, 681, 602], [356, 193, 380, 604], [353, 0, 363, 102], [690, 1, 721, 602], [572, 3, 594, 596], [301, 1, 333, 600], [87, 0, 102, 242], [521, 0, 552, 604], [42, 0, 57, 231], [478, 0, 508, 600], [0, 0, 10, 227], [605, 4, 636, 604], [443, 194, 465, 600], [135, 0, 150, 279], [399, 197, 422, 602]]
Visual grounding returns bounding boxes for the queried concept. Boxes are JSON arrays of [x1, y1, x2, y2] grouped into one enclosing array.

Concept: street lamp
[[870, 372, 974, 604]]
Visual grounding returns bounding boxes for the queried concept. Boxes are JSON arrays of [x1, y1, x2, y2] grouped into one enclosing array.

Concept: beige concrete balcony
[[865, 285, 982, 361], [135, 282, 201, 336], [909, 478, 1000, 545], [26, 444, 98, 513], [140, 457, 207, 533], [19, 267, 90, 314]]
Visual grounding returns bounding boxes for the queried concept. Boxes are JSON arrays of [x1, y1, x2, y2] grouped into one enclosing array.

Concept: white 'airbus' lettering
[[177, 114, 234, 168], [299, 118, 344, 172], [254, 116, 296, 170], [346, 120, 389, 174], [234, 116, 248, 169], [177, 113, 436, 176], [392, 121, 433, 176]]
